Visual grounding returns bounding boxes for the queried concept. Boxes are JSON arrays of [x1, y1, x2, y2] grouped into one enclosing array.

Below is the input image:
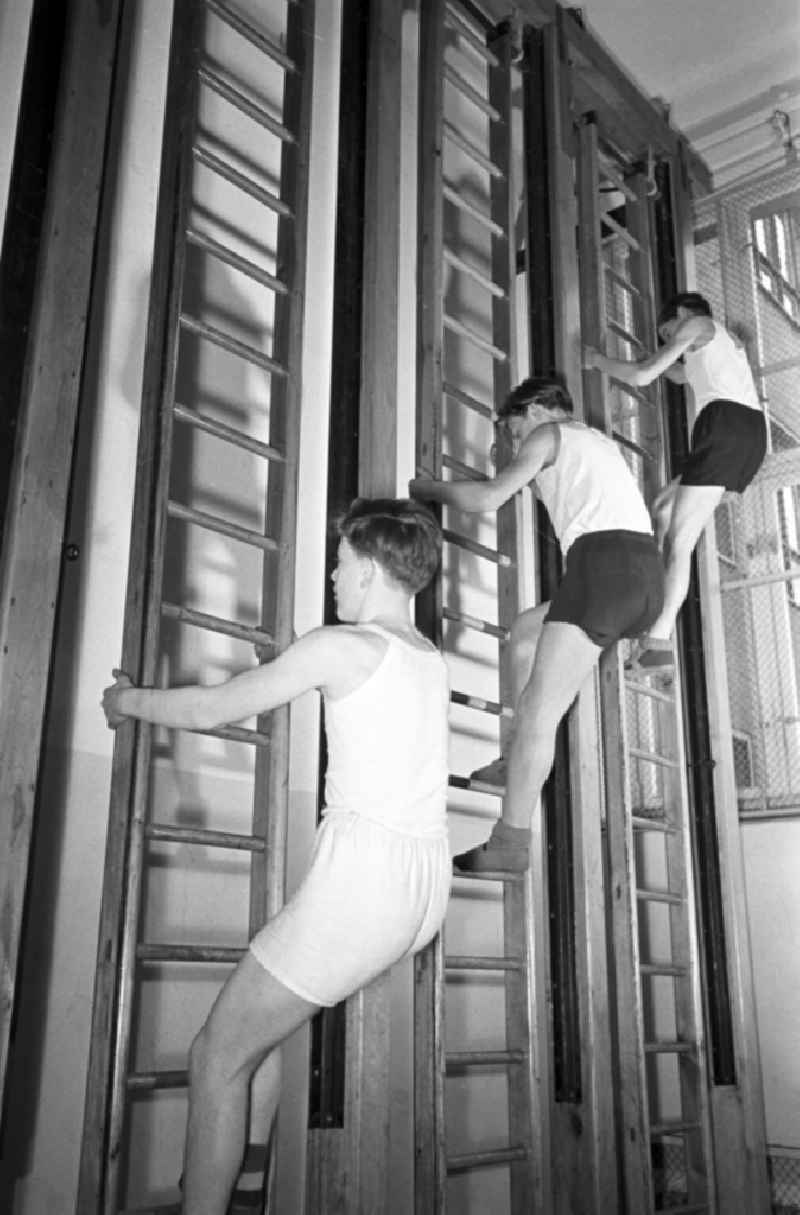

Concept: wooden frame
[[0, 0, 124, 1127]]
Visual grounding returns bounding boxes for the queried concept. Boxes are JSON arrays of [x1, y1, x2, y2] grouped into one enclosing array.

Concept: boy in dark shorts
[[410, 376, 663, 873], [102, 499, 450, 1215], [584, 291, 766, 668]]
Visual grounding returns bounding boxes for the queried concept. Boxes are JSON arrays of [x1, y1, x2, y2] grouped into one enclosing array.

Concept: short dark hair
[[496, 374, 574, 419], [338, 497, 442, 594], [657, 291, 712, 326]]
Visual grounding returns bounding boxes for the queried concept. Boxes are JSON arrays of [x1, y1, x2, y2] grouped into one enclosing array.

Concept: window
[[776, 484, 800, 605], [731, 730, 756, 791], [753, 210, 800, 322]]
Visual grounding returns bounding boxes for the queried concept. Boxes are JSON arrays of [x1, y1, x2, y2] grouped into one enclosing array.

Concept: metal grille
[[695, 163, 800, 816], [770, 1148, 800, 1214]]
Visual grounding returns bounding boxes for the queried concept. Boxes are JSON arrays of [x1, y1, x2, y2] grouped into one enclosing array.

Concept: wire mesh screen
[[694, 164, 800, 814], [769, 1148, 800, 1214]]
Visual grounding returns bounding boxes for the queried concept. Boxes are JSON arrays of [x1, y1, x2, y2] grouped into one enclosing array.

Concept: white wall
[[0, 0, 35, 246]]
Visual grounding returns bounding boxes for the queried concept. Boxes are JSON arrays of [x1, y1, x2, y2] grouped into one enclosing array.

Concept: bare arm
[[410, 424, 558, 513], [102, 628, 364, 731], [583, 315, 712, 387]]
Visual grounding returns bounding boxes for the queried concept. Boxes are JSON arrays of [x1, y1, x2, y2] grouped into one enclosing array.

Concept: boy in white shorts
[[410, 375, 663, 873], [584, 291, 766, 668], [102, 497, 450, 1215]]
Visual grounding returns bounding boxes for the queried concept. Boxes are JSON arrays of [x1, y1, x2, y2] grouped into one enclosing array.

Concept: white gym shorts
[[249, 809, 451, 1006]]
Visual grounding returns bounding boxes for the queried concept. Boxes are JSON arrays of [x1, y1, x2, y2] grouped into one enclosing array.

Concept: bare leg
[[470, 604, 550, 785], [228, 1053, 281, 1211], [651, 477, 680, 552], [182, 952, 318, 1215], [644, 483, 724, 642], [457, 621, 601, 871]]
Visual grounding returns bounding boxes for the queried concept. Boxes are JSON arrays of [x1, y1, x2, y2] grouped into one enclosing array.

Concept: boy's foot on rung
[[469, 755, 507, 786], [453, 820, 529, 873], [626, 635, 674, 671]]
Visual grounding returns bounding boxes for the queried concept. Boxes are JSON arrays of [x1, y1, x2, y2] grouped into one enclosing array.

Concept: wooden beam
[[0, 0, 123, 1122]]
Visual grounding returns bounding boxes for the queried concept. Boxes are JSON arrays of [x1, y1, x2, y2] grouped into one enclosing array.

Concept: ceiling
[[581, 0, 800, 189]]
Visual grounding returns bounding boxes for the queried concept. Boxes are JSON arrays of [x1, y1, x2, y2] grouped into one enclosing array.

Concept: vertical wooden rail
[[0, 0, 124, 1127], [414, 3, 447, 1210]]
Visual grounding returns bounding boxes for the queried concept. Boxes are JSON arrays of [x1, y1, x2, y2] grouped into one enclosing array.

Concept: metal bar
[[636, 887, 683, 906], [629, 745, 678, 769], [607, 317, 646, 349], [601, 210, 641, 251], [448, 774, 503, 798], [604, 262, 641, 297], [126, 1070, 188, 1091], [444, 3, 499, 65], [137, 944, 246, 963], [441, 453, 489, 480]]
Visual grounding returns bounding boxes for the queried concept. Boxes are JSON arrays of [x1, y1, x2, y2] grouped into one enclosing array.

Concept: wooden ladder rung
[[193, 145, 293, 218], [444, 247, 507, 297], [448, 774, 502, 798], [447, 1145, 529, 1173], [442, 378, 494, 418], [119, 1203, 182, 1215], [442, 184, 505, 236], [607, 317, 646, 349], [166, 500, 280, 553], [446, 1049, 527, 1070], [624, 676, 675, 705], [450, 689, 512, 718], [126, 1069, 188, 1091], [639, 961, 687, 977], [636, 886, 683, 906], [643, 1040, 695, 1054], [442, 122, 503, 178], [442, 528, 514, 567], [601, 210, 641, 251], [206, 0, 297, 73], [179, 314, 287, 378], [198, 63, 295, 144], [137, 943, 246, 964], [609, 376, 654, 406], [185, 721, 271, 748], [446, 954, 523, 972], [443, 312, 509, 361], [185, 227, 288, 295], [629, 745, 678, 769], [145, 822, 265, 852], [161, 600, 277, 652], [604, 262, 641, 297], [173, 402, 285, 463], [444, 3, 500, 67], [441, 453, 489, 481], [450, 864, 522, 882], [442, 606, 508, 640], [650, 1119, 702, 1137], [611, 430, 655, 463], [443, 64, 501, 122], [631, 813, 677, 834]]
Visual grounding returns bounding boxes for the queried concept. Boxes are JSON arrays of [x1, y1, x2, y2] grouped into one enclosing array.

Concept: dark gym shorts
[[546, 530, 664, 648], [681, 399, 767, 491]]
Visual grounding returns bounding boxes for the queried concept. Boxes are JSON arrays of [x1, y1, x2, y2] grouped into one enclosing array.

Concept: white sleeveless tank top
[[534, 421, 652, 556], [684, 321, 760, 414], [323, 625, 449, 838]]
